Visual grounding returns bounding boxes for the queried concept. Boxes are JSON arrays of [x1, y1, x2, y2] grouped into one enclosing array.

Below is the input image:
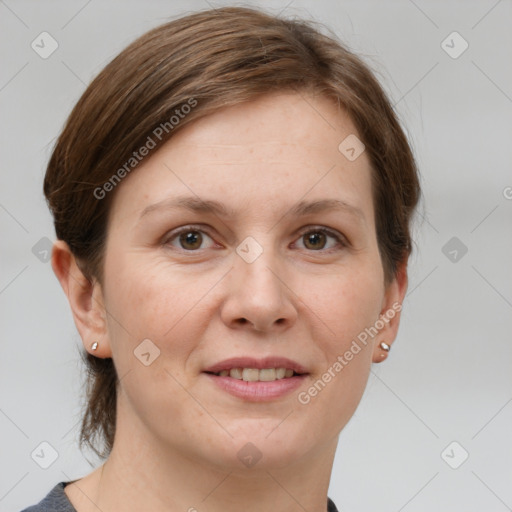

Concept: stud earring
[[379, 341, 390, 352], [91, 342, 99, 351]]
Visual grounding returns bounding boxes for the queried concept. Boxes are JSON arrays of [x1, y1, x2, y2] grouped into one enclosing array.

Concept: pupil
[[180, 231, 202, 249], [305, 232, 325, 249]]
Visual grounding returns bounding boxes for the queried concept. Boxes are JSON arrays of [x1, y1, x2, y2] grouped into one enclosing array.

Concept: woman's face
[[97, 91, 405, 470]]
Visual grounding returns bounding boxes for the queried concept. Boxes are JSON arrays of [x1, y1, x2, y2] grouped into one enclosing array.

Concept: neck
[[76, 417, 338, 512], [67, 388, 339, 512], [100, 439, 336, 511]]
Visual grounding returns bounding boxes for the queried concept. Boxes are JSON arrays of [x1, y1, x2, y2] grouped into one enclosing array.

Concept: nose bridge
[[234, 234, 282, 295], [223, 234, 297, 331]]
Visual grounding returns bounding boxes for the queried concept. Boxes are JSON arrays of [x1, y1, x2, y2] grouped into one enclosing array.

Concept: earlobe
[[51, 240, 112, 358], [372, 261, 409, 363]]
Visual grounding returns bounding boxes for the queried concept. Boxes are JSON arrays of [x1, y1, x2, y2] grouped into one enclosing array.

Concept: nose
[[220, 246, 298, 333]]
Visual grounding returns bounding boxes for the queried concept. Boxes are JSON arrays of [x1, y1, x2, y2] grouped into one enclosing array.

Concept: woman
[[21, 5, 419, 512]]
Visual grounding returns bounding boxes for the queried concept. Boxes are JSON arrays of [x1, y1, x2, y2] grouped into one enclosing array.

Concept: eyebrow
[[139, 196, 365, 222]]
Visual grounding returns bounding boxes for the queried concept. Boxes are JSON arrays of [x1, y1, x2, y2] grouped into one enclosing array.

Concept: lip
[[202, 356, 309, 374], [203, 372, 308, 401], [202, 356, 309, 402]]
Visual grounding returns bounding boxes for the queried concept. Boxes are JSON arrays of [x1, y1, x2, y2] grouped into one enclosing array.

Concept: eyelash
[[163, 224, 347, 253]]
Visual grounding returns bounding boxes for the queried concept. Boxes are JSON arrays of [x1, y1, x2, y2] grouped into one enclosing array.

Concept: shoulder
[[19, 481, 77, 512], [327, 496, 339, 512]]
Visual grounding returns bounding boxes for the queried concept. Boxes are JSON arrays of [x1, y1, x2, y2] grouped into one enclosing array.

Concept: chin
[[212, 427, 313, 472]]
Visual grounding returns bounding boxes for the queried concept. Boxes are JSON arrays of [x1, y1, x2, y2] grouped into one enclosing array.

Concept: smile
[[202, 356, 309, 400], [206, 367, 299, 381]]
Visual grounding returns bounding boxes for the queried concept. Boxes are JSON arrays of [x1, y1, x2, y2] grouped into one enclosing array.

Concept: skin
[[52, 91, 408, 512]]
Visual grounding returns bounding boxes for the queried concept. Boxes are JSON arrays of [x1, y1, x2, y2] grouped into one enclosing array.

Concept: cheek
[[102, 253, 218, 360], [100, 258, 209, 426], [307, 264, 384, 347], [296, 266, 383, 416]]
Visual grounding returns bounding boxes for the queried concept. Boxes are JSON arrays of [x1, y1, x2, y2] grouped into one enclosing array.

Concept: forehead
[[168, 92, 356, 160], [108, 91, 374, 225]]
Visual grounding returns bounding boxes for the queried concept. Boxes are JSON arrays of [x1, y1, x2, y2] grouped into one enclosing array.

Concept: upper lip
[[203, 356, 309, 374]]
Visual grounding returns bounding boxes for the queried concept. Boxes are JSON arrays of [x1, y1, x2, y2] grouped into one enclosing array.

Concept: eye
[[294, 227, 345, 252], [163, 225, 346, 253], [164, 226, 216, 251]]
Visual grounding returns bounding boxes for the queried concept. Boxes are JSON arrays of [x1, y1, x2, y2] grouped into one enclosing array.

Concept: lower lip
[[203, 373, 308, 401]]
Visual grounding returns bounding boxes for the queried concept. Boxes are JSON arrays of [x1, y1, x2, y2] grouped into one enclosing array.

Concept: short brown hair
[[44, 6, 420, 460]]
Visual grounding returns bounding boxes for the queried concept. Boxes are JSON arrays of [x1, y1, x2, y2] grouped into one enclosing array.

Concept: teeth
[[215, 367, 297, 381], [230, 368, 243, 379], [242, 368, 260, 381], [276, 368, 286, 379], [259, 369, 279, 381]]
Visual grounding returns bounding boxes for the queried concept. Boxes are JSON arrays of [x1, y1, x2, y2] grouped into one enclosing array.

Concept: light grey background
[[1, 1, 511, 511]]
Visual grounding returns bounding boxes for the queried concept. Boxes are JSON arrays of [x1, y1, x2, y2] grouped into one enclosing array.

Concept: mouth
[[203, 367, 305, 381], [202, 356, 309, 401]]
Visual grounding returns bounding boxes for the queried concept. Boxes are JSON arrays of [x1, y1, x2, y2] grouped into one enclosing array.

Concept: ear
[[372, 260, 408, 363], [51, 240, 112, 358]]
